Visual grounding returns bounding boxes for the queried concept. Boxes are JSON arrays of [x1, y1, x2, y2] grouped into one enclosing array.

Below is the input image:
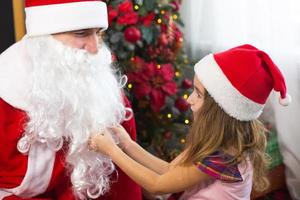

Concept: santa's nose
[[84, 34, 99, 54]]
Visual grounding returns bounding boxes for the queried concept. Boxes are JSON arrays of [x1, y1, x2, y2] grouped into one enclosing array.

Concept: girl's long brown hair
[[181, 91, 270, 191]]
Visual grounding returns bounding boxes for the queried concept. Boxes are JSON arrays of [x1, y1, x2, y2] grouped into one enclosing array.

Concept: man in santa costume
[[0, 0, 142, 199]]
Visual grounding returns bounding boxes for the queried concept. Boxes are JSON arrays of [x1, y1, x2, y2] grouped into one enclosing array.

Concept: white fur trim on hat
[[279, 93, 292, 106], [194, 54, 264, 121], [25, 1, 108, 36]]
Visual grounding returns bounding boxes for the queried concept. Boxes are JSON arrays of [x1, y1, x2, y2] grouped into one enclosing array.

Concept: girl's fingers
[[109, 127, 124, 136], [88, 134, 98, 151]]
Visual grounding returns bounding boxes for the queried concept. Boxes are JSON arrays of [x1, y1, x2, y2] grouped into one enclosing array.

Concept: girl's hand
[[89, 129, 118, 156], [111, 125, 133, 151]]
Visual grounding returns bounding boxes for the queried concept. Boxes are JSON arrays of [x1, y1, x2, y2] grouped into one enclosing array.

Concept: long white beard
[[22, 35, 127, 199]]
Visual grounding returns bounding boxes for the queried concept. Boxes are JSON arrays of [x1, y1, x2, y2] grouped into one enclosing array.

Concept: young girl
[[90, 44, 291, 199]]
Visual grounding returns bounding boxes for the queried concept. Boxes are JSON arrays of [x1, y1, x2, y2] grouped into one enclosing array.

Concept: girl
[[90, 44, 291, 199]]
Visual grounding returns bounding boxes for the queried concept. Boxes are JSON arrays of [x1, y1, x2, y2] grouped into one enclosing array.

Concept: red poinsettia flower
[[112, 0, 138, 25], [108, 6, 118, 25], [127, 59, 177, 112], [140, 12, 155, 26], [118, 1, 133, 13], [117, 12, 139, 25]]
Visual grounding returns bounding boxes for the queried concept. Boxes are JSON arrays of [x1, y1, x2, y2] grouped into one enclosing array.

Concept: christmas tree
[[104, 0, 193, 161]]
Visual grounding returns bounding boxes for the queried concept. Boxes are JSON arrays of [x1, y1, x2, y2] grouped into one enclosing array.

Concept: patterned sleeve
[[195, 151, 243, 183]]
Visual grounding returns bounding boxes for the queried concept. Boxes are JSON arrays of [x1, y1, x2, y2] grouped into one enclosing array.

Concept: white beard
[[22, 35, 127, 199]]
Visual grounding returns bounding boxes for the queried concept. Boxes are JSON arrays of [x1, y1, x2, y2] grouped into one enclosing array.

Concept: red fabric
[[25, 0, 100, 7], [0, 96, 141, 200], [0, 97, 74, 199], [213, 44, 287, 104], [0, 98, 28, 189]]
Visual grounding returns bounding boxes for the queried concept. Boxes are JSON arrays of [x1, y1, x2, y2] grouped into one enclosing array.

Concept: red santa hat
[[194, 44, 291, 121], [25, 0, 108, 36]]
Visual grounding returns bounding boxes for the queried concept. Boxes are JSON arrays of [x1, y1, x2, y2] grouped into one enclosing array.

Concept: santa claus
[[0, 0, 141, 199]]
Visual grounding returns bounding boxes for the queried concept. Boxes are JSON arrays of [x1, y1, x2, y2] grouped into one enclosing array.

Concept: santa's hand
[[110, 125, 133, 151], [89, 129, 117, 156]]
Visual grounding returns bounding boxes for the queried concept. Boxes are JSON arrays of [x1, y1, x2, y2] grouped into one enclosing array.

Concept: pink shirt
[[179, 160, 253, 200]]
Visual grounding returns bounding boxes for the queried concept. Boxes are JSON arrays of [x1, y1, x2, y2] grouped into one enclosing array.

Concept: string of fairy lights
[[133, 3, 179, 24], [126, 63, 191, 126], [125, 2, 191, 146]]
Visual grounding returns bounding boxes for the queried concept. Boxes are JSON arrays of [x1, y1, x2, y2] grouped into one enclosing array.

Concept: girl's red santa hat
[[25, 0, 108, 36], [195, 44, 291, 121]]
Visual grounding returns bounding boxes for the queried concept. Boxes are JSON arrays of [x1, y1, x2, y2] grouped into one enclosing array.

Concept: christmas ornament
[[124, 26, 141, 43]]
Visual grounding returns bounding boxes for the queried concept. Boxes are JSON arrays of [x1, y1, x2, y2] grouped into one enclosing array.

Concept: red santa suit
[[0, 25, 141, 200], [0, 98, 142, 200]]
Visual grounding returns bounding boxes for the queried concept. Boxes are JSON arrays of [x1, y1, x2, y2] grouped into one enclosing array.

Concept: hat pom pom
[[279, 93, 292, 106]]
